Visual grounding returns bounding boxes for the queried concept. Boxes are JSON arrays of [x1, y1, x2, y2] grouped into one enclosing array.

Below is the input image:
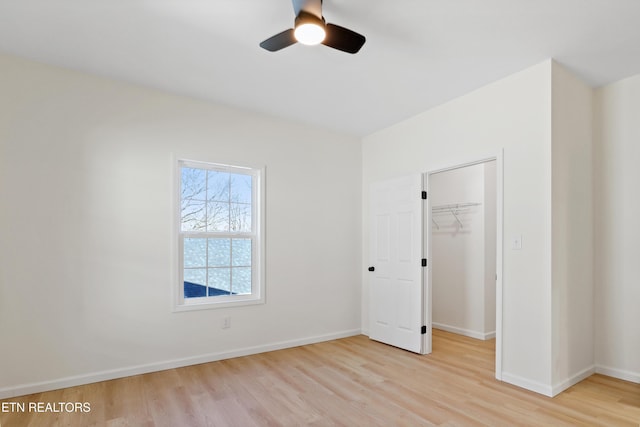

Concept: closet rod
[[431, 202, 481, 212]]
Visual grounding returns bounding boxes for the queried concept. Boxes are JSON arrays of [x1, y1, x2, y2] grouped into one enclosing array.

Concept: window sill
[[173, 295, 265, 312]]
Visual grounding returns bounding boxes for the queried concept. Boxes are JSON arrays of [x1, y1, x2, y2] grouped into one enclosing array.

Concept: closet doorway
[[426, 156, 502, 379]]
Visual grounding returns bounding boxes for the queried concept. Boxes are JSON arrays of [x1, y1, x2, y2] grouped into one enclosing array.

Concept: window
[[175, 160, 264, 310]]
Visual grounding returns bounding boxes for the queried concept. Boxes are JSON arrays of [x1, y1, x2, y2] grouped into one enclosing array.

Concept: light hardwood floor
[[1, 330, 639, 426]]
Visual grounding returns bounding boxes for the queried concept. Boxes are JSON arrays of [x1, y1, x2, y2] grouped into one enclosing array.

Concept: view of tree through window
[[180, 165, 254, 299]]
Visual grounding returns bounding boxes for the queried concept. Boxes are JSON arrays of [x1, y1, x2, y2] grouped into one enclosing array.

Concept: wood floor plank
[[1, 330, 639, 426]]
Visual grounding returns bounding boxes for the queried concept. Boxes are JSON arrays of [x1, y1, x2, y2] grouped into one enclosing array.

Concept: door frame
[[423, 150, 504, 380]]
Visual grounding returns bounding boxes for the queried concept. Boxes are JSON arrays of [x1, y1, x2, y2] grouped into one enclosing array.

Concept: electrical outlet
[[222, 317, 231, 329]]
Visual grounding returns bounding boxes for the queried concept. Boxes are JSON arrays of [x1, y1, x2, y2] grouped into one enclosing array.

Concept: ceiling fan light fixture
[[259, 1, 365, 54], [294, 12, 326, 45], [294, 23, 325, 45]]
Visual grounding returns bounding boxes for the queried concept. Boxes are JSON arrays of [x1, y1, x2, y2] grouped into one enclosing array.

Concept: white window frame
[[173, 159, 265, 312]]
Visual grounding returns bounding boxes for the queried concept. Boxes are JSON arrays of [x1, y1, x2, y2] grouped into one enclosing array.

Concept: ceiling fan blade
[[322, 23, 366, 54], [292, 0, 323, 18], [260, 29, 297, 52]]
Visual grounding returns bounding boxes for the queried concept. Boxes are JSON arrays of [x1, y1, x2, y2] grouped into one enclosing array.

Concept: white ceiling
[[1, 0, 639, 136]]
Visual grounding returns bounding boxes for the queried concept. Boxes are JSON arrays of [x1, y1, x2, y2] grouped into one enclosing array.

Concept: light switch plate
[[512, 235, 523, 250]]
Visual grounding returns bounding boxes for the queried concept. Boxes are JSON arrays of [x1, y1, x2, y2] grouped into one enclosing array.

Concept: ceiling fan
[[260, 0, 366, 54]]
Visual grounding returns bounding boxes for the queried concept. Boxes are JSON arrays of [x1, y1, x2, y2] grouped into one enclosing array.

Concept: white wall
[[550, 63, 595, 394], [363, 60, 554, 394], [0, 54, 362, 398], [431, 162, 495, 340], [3, 51, 634, 400], [593, 73, 640, 383]]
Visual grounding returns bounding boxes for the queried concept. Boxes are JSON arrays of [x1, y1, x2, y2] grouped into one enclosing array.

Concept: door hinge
[[421, 191, 427, 200], [421, 258, 427, 267], [421, 325, 427, 334]]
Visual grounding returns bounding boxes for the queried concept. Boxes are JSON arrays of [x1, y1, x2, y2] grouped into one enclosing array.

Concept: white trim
[[495, 149, 504, 381], [173, 294, 265, 312], [432, 324, 495, 341], [425, 151, 504, 381], [595, 365, 640, 384], [427, 154, 501, 176], [551, 366, 596, 396], [170, 153, 180, 312], [504, 367, 598, 397], [501, 372, 553, 397], [179, 158, 258, 174], [0, 329, 361, 400]]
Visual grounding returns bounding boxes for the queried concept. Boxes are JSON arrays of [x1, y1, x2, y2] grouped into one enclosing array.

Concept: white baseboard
[[503, 366, 604, 397], [551, 365, 596, 397], [596, 365, 640, 384], [433, 323, 495, 341], [501, 372, 553, 397], [0, 329, 361, 400]]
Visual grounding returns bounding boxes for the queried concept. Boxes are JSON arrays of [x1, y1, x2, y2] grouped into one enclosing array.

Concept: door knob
[[368, 266, 375, 272]]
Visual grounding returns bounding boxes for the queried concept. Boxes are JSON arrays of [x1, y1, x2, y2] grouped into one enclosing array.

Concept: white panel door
[[369, 175, 426, 353]]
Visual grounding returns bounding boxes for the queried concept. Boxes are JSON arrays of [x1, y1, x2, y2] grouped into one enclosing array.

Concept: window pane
[[207, 171, 230, 202], [232, 267, 252, 295], [230, 203, 251, 232], [181, 200, 207, 231], [209, 268, 231, 295], [184, 282, 207, 298], [232, 239, 251, 266], [184, 268, 206, 286], [184, 268, 207, 298], [230, 173, 252, 204], [182, 168, 207, 201], [208, 238, 231, 267], [184, 238, 207, 268], [207, 201, 230, 231]]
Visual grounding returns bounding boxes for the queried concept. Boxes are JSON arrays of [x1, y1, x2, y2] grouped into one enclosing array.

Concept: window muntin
[[177, 160, 263, 309]]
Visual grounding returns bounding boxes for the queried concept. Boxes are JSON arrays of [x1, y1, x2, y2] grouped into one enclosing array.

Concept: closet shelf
[[431, 202, 481, 212], [431, 202, 482, 229]]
